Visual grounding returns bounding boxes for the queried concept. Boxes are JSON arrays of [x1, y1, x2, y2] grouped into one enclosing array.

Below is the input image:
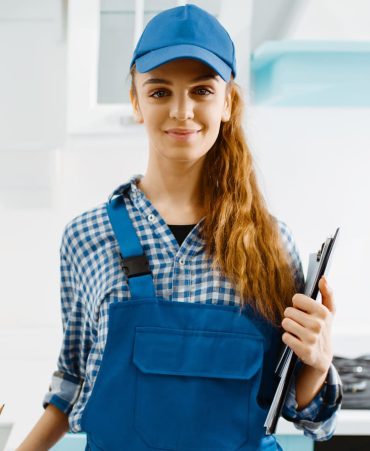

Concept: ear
[[221, 89, 232, 123], [130, 89, 144, 124]]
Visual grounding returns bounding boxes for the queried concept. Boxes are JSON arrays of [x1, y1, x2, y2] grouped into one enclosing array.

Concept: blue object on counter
[[250, 40, 370, 107], [50, 433, 86, 450]]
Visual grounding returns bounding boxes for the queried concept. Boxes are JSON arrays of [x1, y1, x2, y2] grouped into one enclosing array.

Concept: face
[[130, 58, 232, 163]]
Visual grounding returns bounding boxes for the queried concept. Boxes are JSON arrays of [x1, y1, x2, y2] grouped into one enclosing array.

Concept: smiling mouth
[[165, 129, 200, 134], [165, 130, 200, 141]]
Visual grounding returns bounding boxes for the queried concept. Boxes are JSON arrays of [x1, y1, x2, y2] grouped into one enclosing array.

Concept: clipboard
[[264, 227, 340, 435]]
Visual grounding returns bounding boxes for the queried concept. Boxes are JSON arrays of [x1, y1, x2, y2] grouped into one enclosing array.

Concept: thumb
[[319, 276, 336, 314]]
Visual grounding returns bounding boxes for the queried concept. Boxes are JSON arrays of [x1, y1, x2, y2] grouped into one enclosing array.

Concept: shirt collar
[[108, 173, 144, 202]]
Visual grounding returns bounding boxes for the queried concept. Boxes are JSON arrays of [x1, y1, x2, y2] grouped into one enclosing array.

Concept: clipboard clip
[[317, 241, 325, 261]]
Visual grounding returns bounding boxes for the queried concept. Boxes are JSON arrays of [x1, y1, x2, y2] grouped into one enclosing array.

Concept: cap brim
[[134, 44, 232, 82]]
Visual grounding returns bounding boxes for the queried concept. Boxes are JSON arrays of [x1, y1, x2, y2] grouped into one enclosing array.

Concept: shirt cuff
[[42, 370, 84, 415], [282, 362, 343, 440]]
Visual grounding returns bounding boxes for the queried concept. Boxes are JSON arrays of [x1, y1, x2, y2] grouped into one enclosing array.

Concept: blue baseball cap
[[130, 4, 237, 82]]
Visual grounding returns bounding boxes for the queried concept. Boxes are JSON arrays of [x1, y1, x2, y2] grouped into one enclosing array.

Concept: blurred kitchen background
[[1, 0, 370, 450]]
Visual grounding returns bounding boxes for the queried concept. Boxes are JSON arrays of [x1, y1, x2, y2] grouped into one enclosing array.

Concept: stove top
[[333, 355, 370, 409]]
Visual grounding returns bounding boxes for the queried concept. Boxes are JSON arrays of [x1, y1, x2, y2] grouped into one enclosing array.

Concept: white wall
[[248, 105, 370, 336]]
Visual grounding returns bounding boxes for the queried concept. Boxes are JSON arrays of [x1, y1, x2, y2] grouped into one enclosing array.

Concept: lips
[[164, 128, 200, 141], [165, 128, 200, 134]]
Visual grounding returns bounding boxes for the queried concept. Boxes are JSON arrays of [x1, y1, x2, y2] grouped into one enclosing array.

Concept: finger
[[284, 306, 320, 331], [292, 293, 323, 315], [319, 276, 336, 314], [281, 317, 312, 342], [282, 332, 307, 361]]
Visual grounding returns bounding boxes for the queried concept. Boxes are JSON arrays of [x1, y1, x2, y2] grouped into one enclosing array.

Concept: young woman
[[17, 4, 342, 451]]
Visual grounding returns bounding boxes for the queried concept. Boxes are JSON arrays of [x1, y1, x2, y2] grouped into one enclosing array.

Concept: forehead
[[135, 58, 222, 86]]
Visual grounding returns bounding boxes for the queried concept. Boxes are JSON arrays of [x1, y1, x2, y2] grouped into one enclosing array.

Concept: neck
[[137, 156, 206, 225], [139, 158, 205, 207]]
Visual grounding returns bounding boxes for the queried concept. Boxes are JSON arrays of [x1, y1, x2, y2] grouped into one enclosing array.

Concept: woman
[[17, 4, 342, 451]]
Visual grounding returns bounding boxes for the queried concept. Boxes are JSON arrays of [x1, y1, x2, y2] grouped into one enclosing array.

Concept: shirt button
[[179, 257, 185, 266], [147, 214, 155, 222]]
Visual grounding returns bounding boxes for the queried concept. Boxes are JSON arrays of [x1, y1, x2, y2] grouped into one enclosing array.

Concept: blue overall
[[81, 186, 284, 451]]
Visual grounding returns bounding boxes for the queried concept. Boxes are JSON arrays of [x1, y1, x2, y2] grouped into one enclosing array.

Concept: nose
[[169, 93, 194, 121]]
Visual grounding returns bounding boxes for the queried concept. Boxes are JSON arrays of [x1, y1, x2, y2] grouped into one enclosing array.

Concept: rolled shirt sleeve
[[283, 362, 343, 440], [43, 223, 93, 415], [43, 371, 83, 415]]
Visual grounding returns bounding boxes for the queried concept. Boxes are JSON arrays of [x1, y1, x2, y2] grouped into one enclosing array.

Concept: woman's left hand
[[281, 276, 335, 375]]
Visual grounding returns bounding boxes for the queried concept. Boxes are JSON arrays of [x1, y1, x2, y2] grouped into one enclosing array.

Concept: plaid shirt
[[43, 174, 342, 441]]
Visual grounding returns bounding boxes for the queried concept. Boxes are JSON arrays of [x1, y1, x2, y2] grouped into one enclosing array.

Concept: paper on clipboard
[[264, 227, 340, 435]]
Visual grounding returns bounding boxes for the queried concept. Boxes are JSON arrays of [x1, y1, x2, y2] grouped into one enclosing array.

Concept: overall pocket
[[133, 326, 264, 450]]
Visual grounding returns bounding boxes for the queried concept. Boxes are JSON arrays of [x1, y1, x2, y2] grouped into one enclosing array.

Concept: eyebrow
[[142, 74, 219, 87]]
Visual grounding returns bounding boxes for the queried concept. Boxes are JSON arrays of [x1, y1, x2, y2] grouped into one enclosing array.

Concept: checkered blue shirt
[[43, 174, 342, 441]]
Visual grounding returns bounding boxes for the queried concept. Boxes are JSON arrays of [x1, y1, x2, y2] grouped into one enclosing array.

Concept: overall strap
[[106, 191, 156, 300]]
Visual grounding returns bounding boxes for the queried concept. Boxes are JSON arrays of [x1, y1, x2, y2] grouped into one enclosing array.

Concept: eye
[[150, 89, 168, 98], [194, 87, 213, 96], [149, 87, 213, 99]]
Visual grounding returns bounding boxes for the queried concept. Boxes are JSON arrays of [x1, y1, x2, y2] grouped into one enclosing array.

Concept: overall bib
[[81, 186, 283, 451]]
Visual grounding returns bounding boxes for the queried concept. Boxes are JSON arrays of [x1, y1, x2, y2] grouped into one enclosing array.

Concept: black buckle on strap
[[120, 254, 151, 278]]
